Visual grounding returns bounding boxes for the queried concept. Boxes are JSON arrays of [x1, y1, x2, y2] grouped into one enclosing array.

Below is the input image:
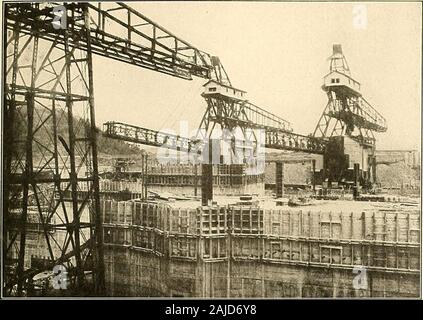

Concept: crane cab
[[202, 80, 247, 101], [322, 71, 361, 97]]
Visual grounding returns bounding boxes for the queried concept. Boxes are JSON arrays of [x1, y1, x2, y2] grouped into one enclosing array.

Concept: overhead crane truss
[[5, 2, 227, 82]]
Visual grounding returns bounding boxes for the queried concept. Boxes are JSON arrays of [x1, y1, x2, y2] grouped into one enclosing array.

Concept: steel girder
[[5, 2, 230, 84]]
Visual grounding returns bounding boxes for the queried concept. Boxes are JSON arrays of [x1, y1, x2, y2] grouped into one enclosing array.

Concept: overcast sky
[[93, 1, 421, 151]]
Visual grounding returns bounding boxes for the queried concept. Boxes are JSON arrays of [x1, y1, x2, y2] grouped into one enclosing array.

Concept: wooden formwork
[[230, 206, 264, 234], [99, 180, 144, 193], [66, 180, 144, 193], [261, 210, 420, 243], [198, 206, 228, 235], [100, 200, 420, 297], [147, 163, 265, 197]]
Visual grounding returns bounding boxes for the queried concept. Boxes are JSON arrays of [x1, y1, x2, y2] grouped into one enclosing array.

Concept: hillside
[[97, 132, 141, 156], [10, 106, 142, 156]]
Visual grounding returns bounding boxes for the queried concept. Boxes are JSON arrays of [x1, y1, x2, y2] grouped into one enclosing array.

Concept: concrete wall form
[[102, 200, 420, 297]]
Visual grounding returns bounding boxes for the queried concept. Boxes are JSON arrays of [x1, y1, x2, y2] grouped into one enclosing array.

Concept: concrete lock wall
[[101, 200, 420, 297]]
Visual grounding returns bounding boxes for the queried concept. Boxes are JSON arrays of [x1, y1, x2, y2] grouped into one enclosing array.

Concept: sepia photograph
[[1, 0, 421, 301]]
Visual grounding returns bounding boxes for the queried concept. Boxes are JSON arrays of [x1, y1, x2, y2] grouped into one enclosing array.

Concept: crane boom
[[5, 2, 230, 84]]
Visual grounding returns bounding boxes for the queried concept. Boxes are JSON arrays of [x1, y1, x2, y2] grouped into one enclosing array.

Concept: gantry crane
[[313, 45, 387, 184], [314, 44, 387, 144]]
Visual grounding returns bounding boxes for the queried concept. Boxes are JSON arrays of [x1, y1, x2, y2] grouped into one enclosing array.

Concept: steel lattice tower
[[313, 44, 387, 147], [3, 3, 104, 296]]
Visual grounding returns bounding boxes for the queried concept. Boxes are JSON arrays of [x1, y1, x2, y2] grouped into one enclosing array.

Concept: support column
[[4, 21, 21, 294], [85, 4, 105, 293], [353, 163, 360, 199], [372, 156, 377, 185], [201, 140, 213, 206], [194, 164, 198, 197], [65, 33, 85, 290], [17, 93, 34, 296], [321, 153, 328, 195], [275, 162, 284, 198]]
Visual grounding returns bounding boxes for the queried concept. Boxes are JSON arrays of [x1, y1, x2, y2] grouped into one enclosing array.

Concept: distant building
[[376, 150, 420, 168]]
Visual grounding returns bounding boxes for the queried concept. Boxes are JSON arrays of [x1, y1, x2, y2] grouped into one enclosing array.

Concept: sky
[[92, 1, 421, 151]]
